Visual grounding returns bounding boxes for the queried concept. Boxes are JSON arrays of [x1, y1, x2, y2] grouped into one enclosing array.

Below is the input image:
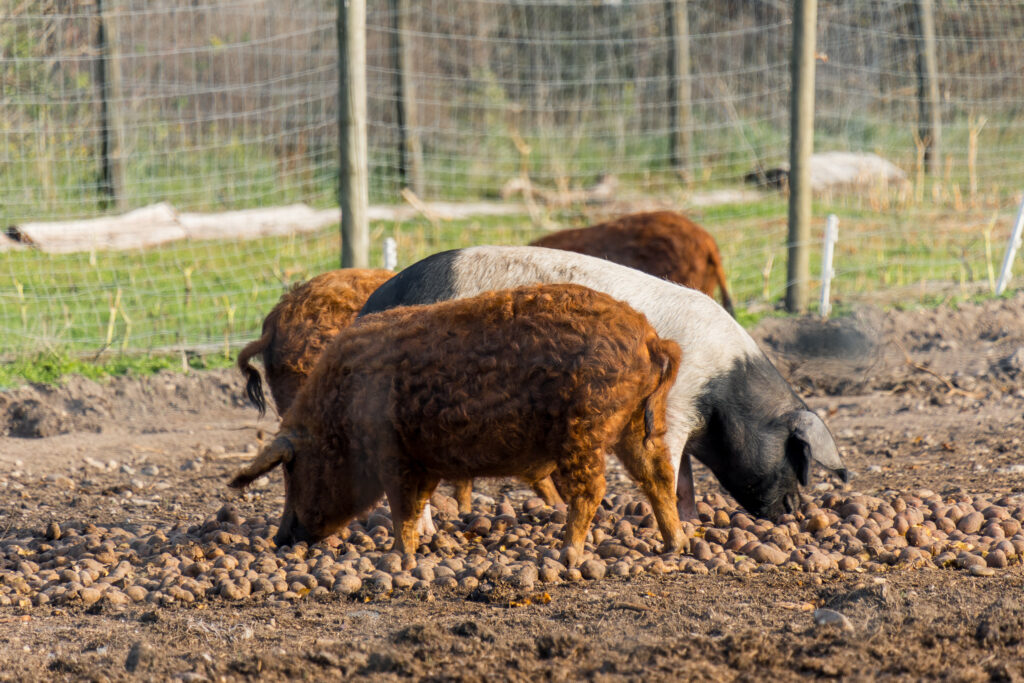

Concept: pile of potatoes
[[1, 489, 1022, 608]]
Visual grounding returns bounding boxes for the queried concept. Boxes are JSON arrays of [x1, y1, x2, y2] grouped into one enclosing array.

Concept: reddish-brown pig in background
[[229, 284, 685, 563], [530, 211, 735, 316], [236, 268, 394, 417]]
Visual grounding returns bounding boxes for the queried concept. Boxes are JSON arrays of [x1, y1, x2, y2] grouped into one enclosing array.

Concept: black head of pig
[[687, 356, 848, 520]]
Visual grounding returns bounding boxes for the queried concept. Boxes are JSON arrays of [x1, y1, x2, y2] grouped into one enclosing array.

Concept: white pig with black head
[[359, 246, 848, 522]]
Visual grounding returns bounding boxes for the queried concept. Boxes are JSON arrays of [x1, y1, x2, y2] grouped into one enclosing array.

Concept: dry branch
[[891, 338, 984, 399]]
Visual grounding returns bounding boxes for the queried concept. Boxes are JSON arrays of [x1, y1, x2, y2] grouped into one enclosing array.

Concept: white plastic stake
[[383, 237, 398, 271], [995, 194, 1024, 295], [819, 214, 839, 318]]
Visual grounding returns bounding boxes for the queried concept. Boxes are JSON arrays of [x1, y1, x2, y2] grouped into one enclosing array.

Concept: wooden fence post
[[338, 0, 369, 268], [914, 0, 942, 175], [665, 0, 692, 181], [785, 0, 817, 313], [390, 0, 425, 196], [95, 0, 127, 211]]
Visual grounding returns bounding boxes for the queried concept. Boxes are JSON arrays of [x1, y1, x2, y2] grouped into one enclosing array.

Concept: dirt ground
[[2, 293, 1024, 681]]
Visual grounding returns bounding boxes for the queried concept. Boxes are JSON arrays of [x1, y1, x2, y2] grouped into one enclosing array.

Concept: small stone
[[433, 576, 458, 590], [484, 563, 512, 582], [141, 465, 159, 477], [986, 550, 1008, 569], [104, 590, 131, 606], [214, 555, 238, 571], [749, 544, 787, 565], [803, 553, 834, 573], [957, 512, 985, 535], [465, 516, 491, 536], [430, 493, 460, 519], [538, 566, 560, 583], [392, 573, 417, 590], [579, 559, 606, 581], [125, 585, 149, 602], [608, 561, 631, 577], [813, 608, 853, 632], [412, 566, 435, 583], [44, 474, 76, 490], [376, 553, 402, 574], [837, 556, 860, 571], [367, 571, 393, 592], [905, 526, 930, 548], [513, 564, 539, 589], [219, 582, 248, 600], [806, 513, 831, 533], [332, 575, 362, 595], [596, 541, 629, 560], [523, 497, 546, 516], [956, 552, 987, 571], [970, 565, 995, 577]]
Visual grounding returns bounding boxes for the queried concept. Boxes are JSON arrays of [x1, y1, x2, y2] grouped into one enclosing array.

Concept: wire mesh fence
[[2, 1, 1024, 359]]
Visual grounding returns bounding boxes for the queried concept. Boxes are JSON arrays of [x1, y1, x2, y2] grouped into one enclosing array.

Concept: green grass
[[0, 351, 234, 390], [3, 194, 1021, 388]]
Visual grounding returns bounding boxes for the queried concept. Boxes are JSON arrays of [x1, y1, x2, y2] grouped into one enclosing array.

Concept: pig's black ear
[[784, 410, 848, 484], [785, 433, 811, 487]]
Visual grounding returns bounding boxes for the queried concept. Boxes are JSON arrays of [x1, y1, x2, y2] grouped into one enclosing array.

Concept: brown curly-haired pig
[[229, 284, 685, 563], [530, 211, 735, 316], [237, 268, 394, 417], [236, 267, 561, 517]]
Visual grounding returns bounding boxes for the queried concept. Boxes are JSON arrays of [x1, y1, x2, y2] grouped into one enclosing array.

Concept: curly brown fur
[[236, 268, 393, 416], [238, 267, 560, 515], [233, 284, 684, 558], [531, 211, 735, 316]]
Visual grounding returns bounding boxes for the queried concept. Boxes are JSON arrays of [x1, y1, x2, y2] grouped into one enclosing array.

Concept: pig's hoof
[[559, 545, 581, 568], [666, 533, 688, 554], [415, 516, 437, 537]]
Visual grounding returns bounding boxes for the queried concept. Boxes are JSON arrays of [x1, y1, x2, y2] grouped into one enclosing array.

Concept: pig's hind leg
[[555, 452, 606, 568], [452, 478, 474, 514], [614, 432, 686, 554]]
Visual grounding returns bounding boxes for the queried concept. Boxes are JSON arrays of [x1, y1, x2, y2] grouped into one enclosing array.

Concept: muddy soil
[[2, 294, 1024, 681]]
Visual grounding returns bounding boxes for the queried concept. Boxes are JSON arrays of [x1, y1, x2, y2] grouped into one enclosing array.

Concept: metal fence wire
[[2, 1, 1024, 357]]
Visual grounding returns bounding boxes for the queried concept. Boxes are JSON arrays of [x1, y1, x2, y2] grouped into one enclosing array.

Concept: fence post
[[95, 0, 127, 211], [820, 214, 839, 318], [338, 0, 369, 268], [995, 194, 1024, 295], [785, 0, 818, 313], [914, 0, 942, 175], [665, 0, 692, 182], [383, 237, 398, 271], [390, 0, 425, 196]]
